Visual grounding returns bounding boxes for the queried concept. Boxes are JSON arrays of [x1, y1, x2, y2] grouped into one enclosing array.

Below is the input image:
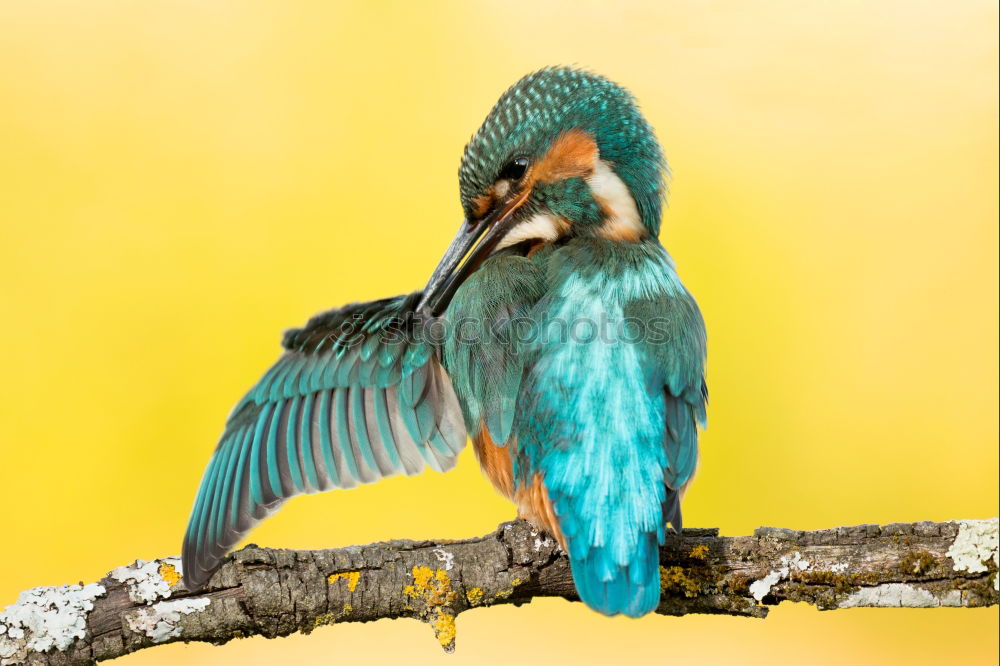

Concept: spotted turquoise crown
[[458, 66, 667, 234]]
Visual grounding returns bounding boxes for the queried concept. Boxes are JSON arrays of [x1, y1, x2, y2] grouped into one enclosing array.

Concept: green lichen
[[898, 551, 936, 575], [660, 566, 702, 598], [726, 573, 753, 594], [312, 612, 337, 629], [310, 603, 353, 632], [658, 556, 727, 599], [791, 569, 879, 594], [891, 534, 915, 547], [775, 566, 903, 609], [952, 574, 998, 608]]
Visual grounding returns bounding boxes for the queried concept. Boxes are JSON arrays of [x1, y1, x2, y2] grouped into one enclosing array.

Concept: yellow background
[[1, 1, 997, 664]]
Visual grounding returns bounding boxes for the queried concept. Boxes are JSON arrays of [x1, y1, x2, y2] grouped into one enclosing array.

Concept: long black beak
[[417, 192, 527, 316]]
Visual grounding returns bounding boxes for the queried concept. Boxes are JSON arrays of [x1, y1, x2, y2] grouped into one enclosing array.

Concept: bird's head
[[420, 66, 667, 315]]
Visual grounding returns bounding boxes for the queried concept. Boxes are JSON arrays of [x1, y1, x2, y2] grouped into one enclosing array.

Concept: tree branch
[[2, 519, 997, 665]]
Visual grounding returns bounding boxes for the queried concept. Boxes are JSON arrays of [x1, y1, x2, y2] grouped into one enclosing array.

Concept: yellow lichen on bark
[[490, 577, 524, 602], [159, 563, 181, 587], [403, 566, 458, 651], [433, 612, 457, 648], [466, 587, 484, 605], [404, 566, 456, 607], [328, 571, 361, 592]]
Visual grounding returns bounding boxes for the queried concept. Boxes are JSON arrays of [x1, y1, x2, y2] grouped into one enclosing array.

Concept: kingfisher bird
[[182, 66, 707, 618]]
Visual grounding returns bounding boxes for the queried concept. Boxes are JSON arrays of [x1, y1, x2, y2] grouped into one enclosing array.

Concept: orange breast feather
[[472, 424, 566, 547]]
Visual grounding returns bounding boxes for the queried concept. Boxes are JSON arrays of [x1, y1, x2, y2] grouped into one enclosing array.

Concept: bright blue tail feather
[[570, 532, 661, 618]]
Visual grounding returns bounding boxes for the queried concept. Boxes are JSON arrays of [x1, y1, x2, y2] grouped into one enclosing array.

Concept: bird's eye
[[499, 157, 529, 182]]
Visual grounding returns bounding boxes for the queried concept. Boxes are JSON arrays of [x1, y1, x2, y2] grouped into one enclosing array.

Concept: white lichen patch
[[124, 598, 210, 644], [432, 548, 455, 571], [531, 530, 554, 552], [111, 557, 182, 605], [829, 562, 849, 573], [749, 552, 809, 602], [839, 583, 962, 609], [946, 519, 999, 590], [0, 582, 106, 660], [748, 570, 783, 603]]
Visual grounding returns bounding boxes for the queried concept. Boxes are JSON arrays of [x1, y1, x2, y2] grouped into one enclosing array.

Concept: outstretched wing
[[182, 294, 466, 589]]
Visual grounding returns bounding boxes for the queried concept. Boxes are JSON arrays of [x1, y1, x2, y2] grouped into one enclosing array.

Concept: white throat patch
[[496, 212, 566, 251]]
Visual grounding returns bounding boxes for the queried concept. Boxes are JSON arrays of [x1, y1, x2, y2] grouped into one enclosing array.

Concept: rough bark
[[2, 519, 996, 665]]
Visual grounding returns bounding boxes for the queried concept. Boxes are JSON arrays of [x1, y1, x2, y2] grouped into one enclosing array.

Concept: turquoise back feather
[[446, 238, 706, 617]]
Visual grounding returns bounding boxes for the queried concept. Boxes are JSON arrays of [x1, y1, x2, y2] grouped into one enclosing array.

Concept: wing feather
[[624, 280, 707, 524], [182, 295, 467, 589]]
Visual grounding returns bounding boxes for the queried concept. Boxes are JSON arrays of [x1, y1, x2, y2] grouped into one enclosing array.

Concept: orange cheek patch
[[470, 129, 596, 220], [471, 193, 492, 219], [532, 128, 598, 184]]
